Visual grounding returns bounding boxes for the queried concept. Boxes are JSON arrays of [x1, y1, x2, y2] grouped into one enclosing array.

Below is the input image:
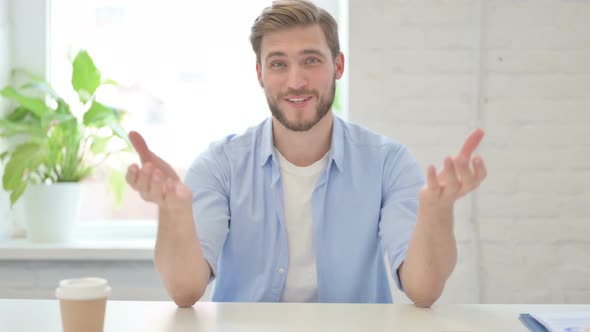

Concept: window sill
[[0, 220, 156, 261]]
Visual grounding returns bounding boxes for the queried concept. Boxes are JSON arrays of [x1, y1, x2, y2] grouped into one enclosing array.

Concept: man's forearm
[[155, 207, 211, 307], [400, 206, 457, 307], [398, 129, 486, 307]]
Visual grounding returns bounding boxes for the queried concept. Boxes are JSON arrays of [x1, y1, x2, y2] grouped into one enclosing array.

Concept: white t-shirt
[[275, 148, 329, 302]]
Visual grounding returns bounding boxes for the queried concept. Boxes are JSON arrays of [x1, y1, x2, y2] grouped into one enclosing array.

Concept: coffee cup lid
[[55, 277, 112, 300]]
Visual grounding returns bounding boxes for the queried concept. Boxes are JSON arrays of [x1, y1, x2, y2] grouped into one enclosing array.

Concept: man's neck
[[272, 112, 333, 167]]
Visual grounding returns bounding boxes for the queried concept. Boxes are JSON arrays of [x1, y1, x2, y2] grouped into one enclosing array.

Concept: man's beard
[[266, 80, 336, 132]]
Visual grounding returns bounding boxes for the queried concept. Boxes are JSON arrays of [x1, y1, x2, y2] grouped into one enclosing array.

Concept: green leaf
[[7, 107, 29, 122], [0, 87, 50, 117], [75, 166, 93, 181], [9, 180, 27, 207], [71, 50, 101, 102], [56, 100, 78, 136], [0, 118, 46, 139], [90, 135, 112, 154], [2, 142, 45, 191], [56, 98, 72, 115], [2, 157, 26, 191], [108, 170, 126, 207], [83, 101, 117, 127], [60, 163, 91, 182], [48, 123, 83, 182], [45, 129, 62, 175], [0, 150, 9, 163], [41, 111, 77, 130]]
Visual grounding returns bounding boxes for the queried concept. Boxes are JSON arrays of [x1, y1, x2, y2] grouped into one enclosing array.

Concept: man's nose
[[287, 67, 308, 91]]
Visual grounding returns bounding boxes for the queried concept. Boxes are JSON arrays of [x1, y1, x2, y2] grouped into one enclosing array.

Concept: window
[[34, 0, 347, 221]]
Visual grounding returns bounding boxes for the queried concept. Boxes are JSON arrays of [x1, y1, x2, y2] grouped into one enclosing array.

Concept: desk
[[1, 299, 589, 331]]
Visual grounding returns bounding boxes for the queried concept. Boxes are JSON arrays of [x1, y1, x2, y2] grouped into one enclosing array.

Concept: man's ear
[[335, 52, 345, 80], [256, 62, 264, 87]]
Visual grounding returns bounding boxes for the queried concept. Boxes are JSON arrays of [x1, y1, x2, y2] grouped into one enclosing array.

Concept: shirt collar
[[259, 118, 275, 167], [329, 115, 344, 173], [258, 114, 345, 173]]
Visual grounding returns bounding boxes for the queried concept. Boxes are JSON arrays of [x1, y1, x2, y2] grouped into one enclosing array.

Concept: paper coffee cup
[[55, 278, 112, 332]]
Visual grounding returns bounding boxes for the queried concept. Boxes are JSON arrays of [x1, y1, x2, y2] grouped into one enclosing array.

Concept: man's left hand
[[419, 128, 488, 209]]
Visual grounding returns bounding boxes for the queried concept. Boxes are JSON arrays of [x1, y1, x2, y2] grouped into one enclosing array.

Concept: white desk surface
[[1, 299, 589, 332]]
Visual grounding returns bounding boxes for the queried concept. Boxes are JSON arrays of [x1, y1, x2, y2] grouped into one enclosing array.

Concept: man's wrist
[[417, 202, 455, 235], [158, 203, 194, 223]]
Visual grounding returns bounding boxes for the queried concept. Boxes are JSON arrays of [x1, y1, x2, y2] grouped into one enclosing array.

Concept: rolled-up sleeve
[[378, 145, 425, 292], [184, 142, 231, 281]]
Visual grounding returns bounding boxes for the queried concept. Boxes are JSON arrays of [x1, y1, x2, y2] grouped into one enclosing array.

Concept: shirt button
[[278, 268, 285, 274]]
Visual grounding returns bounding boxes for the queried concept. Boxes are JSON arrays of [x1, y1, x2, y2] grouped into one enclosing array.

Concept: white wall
[[0, 0, 12, 238], [350, 0, 590, 304], [1, 260, 168, 300], [0, 0, 9, 85], [0, 0, 10, 88]]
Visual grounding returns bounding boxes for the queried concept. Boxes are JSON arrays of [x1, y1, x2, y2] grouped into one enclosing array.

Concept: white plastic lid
[[55, 277, 112, 300]]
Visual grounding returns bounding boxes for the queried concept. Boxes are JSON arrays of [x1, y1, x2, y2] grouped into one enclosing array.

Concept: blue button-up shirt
[[184, 116, 424, 303]]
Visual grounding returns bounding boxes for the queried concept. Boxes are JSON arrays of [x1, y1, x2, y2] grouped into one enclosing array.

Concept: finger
[[149, 169, 165, 204], [129, 131, 152, 165], [473, 155, 488, 184], [442, 156, 461, 198], [136, 163, 154, 193], [454, 156, 475, 188], [125, 164, 140, 189], [436, 161, 447, 182], [426, 165, 440, 191], [152, 153, 181, 181], [458, 128, 485, 159], [129, 131, 179, 181]]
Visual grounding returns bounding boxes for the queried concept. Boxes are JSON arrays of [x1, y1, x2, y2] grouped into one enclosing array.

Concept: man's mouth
[[284, 96, 313, 105]]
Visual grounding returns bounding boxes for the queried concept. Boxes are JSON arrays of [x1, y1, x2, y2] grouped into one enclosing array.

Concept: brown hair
[[249, 0, 340, 64]]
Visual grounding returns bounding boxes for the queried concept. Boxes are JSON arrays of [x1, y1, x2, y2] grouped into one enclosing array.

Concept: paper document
[[520, 312, 590, 332]]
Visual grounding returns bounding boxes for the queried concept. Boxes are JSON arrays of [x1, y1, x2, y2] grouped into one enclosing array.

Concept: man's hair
[[249, 0, 340, 64]]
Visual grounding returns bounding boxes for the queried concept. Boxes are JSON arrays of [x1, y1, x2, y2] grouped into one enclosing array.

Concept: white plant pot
[[23, 183, 82, 243]]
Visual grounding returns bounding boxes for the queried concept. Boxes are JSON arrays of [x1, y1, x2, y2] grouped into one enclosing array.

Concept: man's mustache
[[280, 89, 319, 98]]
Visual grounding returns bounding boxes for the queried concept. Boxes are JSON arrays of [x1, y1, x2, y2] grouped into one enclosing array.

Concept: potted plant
[[0, 50, 131, 242]]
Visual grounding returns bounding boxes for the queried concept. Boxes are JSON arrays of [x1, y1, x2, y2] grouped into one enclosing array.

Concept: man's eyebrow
[[300, 49, 327, 58], [265, 51, 287, 61], [264, 49, 328, 62]]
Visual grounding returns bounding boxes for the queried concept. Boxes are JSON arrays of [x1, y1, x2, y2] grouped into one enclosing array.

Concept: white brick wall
[[350, 0, 590, 304]]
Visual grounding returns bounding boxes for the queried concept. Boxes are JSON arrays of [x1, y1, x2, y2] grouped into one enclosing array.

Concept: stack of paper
[[520, 312, 590, 332]]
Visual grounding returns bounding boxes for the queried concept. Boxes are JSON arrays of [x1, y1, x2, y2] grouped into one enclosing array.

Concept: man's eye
[[271, 62, 285, 68], [305, 57, 320, 64]]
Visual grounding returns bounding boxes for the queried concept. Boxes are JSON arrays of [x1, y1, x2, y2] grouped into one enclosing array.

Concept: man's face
[[256, 24, 344, 132]]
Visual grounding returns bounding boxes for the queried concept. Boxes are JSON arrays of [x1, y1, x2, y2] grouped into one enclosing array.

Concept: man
[[126, 0, 487, 308]]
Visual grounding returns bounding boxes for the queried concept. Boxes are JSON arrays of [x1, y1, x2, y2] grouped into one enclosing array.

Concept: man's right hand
[[127, 131, 209, 306], [126, 131, 192, 211]]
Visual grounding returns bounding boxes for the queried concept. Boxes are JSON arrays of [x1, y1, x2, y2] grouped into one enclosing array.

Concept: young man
[[126, 0, 487, 308]]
